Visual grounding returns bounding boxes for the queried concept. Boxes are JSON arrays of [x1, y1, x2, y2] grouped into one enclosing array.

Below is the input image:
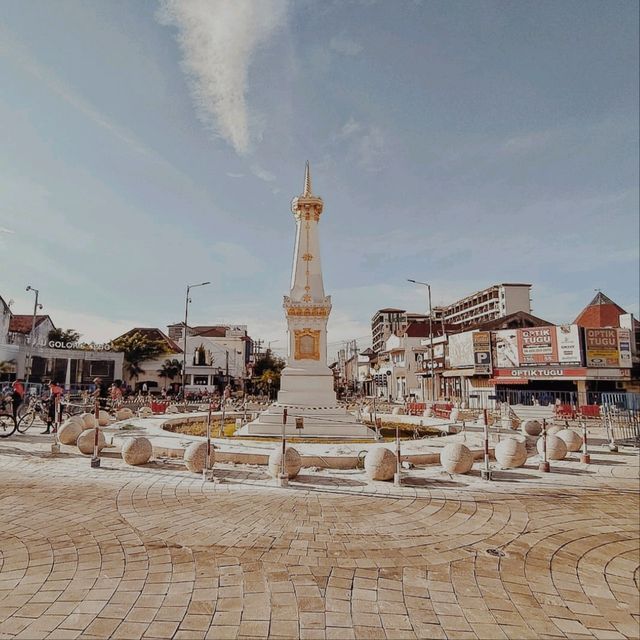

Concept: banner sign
[[472, 331, 492, 374], [494, 325, 582, 367], [585, 328, 632, 368]]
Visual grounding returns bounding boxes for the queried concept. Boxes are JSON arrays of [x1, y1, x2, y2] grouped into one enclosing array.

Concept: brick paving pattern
[[0, 436, 638, 639]]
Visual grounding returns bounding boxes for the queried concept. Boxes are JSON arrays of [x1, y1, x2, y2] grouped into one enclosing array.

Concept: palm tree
[[157, 359, 182, 381], [111, 331, 168, 384]]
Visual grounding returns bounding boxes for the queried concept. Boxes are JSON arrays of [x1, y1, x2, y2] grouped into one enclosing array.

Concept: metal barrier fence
[[601, 393, 640, 446]]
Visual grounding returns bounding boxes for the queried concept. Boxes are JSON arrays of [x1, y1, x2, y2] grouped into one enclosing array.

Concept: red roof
[[192, 326, 227, 337], [574, 292, 628, 328], [8, 315, 52, 334], [113, 327, 183, 353]]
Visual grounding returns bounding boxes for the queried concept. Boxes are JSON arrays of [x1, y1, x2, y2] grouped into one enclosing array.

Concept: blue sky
[[1, 0, 638, 357]]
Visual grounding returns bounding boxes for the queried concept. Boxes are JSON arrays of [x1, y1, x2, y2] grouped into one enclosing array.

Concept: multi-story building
[[439, 283, 531, 328], [371, 308, 428, 353]]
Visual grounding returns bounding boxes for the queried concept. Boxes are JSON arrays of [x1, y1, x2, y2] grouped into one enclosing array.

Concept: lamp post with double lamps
[[407, 279, 436, 402], [181, 282, 210, 408], [25, 286, 43, 386]]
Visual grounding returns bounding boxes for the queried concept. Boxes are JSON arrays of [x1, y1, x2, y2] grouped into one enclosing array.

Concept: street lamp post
[[407, 279, 436, 402], [181, 282, 210, 409], [25, 286, 42, 386]]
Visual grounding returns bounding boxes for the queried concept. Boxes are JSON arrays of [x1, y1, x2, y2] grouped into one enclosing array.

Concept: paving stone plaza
[[0, 432, 638, 639]]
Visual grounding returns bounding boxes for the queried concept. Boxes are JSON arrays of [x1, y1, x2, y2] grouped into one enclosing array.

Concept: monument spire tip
[[303, 161, 312, 196]]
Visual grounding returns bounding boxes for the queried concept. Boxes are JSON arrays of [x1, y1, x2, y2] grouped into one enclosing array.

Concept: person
[[111, 382, 123, 408], [43, 380, 63, 434], [142, 382, 148, 395], [11, 378, 25, 421], [91, 377, 108, 410]]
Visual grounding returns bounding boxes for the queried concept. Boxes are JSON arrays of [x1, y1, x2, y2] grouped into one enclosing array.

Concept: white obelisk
[[238, 163, 373, 438]]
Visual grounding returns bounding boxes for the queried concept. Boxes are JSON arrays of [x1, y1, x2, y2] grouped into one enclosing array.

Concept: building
[[0, 296, 123, 389], [371, 308, 428, 353], [574, 291, 633, 329], [438, 283, 532, 328], [113, 327, 183, 392], [116, 324, 253, 394]]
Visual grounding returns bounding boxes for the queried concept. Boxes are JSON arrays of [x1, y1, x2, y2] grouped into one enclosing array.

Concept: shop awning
[[442, 368, 475, 377]]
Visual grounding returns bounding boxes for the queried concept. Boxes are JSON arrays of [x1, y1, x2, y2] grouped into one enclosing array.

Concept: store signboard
[[448, 331, 475, 368], [585, 328, 620, 367], [472, 331, 492, 374]]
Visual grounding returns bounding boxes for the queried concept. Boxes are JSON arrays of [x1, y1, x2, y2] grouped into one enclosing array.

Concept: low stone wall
[[151, 442, 492, 470]]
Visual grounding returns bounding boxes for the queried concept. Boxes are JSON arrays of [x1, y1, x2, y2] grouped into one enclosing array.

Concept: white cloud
[[158, 0, 289, 155], [226, 172, 245, 178], [335, 117, 386, 171], [0, 227, 14, 234], [329, 35, 363, 56], [250, 165, 276, 182]]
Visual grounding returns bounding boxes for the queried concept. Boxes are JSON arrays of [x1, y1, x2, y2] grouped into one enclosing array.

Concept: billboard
[[448, 332, 475, 368], [518, 327, 556, 364], [494, 330, 520, 367], [472, 331, 492, 374], [585, 328, 632, 368], [556, 325, 582, 364], [494, 325, 582, 367]]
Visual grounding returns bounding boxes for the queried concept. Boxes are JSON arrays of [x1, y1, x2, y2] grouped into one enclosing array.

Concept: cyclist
[[11, 379, 25, 421], [42, 380, 63, 434]]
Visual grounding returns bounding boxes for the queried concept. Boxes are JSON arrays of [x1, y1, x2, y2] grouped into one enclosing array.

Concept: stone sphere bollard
[[363, 447, 396, 481], [536, 434, 567, 460], [77, 428, 107, 454], [138, 406, 153, 418], [58, 419, 83, 445], [450, 408, 460, 423], [116, 408, 134, 421], [122, 437, 153, 465], [80, 413, 96, 429], [98, 410, 110, 427], [391, 406, 402, 416], [268, 447, 302, 479], [440, 442, 474, 474], [556, 428, 583, 452], [183, 441, 214, 474], [166, 405, 179, 414], [64, 414, 84, 428], [521, 419, 542, 436], [494, 438, 528, 469], [546, 424, 563, 436]]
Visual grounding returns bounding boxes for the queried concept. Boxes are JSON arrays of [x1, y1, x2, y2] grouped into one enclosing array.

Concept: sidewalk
[[0, 433, 638, 639]]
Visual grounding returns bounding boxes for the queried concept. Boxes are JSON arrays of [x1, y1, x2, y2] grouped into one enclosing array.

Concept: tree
[[48, 328, 81, 344], [253, 349, 285, 397], [157, 359, 182, 381], [111, 332, 168, 381]]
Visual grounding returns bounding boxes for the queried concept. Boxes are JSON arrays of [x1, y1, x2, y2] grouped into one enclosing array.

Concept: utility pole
[[25, 286, 41, 385]]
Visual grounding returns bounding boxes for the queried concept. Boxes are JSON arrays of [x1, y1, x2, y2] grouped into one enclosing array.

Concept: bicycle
[[16, 396, 48, 433], [0, 395, 18, 438]]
